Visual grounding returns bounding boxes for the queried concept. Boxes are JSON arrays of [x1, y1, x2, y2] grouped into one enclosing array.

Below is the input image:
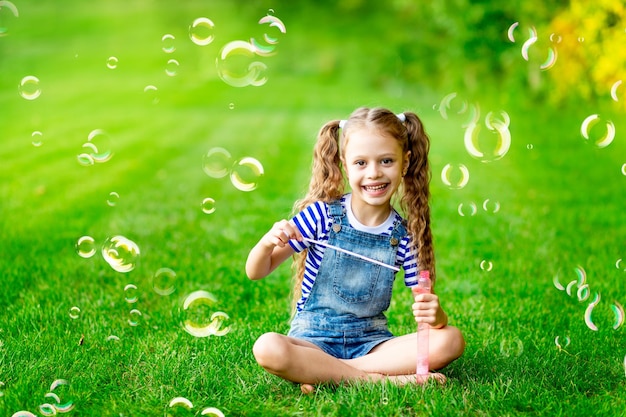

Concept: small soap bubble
[[180, 290, 218, 337], [216, 40, 267, 88], [38, 404, 56, 417], [201, 197, 216, 214], [208, 311, 231, 336], [48, 379, 74, 413], [153, 267, 177, 296], [228, 102, 235, 110], [0, 1, 19, 37], [107, 191, 120, 206], [128, 309, 142, 326], [457, 202, 477, 217], [203, 147, 232, 178], [19, 75, 41, 100], [143, 85, 159, 104], [162, 34, 176, 53], [0, 380, 5, 397], [250, 15, 287, 56], [101, 235, 140, 273], [465, 111, 511, 162], [610, 80, 622, 102], [106, 335, 120, 342], [11, 412, 37, 417], [76, 236, 96, 258], [616, 258, 626, 271], [437, 93, 478, 126], [621, 164, 626, 176], [124, 284, 138, 303], [584, 293, 601, 331], [69, 306, 81, 319], [167, 397, 194, 417], [507, 21, 519, 42], [499, 337, 524, 357], [31, 131, 43, 147], [189, 17, 215, 46], [106, 56, 118, 69], [84, 129, 113, 163], [581, 114, 615, 148], [230, 157, 264, 192], [611, 302, 624, 330], [165, 58, 179, 76], [554, 335, 570, 350], [480, 260, 493, 272], [553, 271, 565, 291], [200, 407, 225, 417], [576, 284, 590, 302], [440, 163, 469, 189], [526, 143, 534, 150], [482, 198, 501, 213]]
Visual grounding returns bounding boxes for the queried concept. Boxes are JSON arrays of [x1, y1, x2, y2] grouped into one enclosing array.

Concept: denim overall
[[288, 199, 408, 359]]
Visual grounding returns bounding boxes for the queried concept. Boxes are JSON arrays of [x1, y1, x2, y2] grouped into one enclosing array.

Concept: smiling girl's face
[[342, 126, 410, 225]]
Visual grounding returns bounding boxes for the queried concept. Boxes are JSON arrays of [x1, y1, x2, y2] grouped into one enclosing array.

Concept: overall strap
[[389, 217, 408, 247], [328, 199, 348, 228]]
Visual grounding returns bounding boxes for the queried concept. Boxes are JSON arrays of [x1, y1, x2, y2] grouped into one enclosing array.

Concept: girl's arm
[[245, 219, 303, 280]]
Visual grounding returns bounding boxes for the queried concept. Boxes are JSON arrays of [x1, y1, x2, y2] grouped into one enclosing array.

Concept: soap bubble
[[207, 311, 231, 336], [479, 260, 493, 272], [584, 293, 601, 331], [31, 131, 43, 147], [69, 306, 81, 319], [106, 56, 118, 69], [48, 379, 74, 413], [200, 407, 225, 417], [79, 129, 113, 164], [106, 191, 120, 206], [180, 290, 219, 337], [165, 59, 179, 76], [19, 75, 41, 100], [580, 114, 615, 148], [76, 236, 96, 258], [440, 163, 469, 189], [124, 284, 138, 303], [11, 412, 37, 417], [230, 157, 264, 191], [101, 235, 140, 273], [482, 199, 501, 213], [611, 302, 624, 330], [162, 34, 176, 53], [464, 111, 511, 162], [250, 14, 287, 56], [203, 147, 232, 178], [201, 197, 216, 214], [128, 309, 142, 326], [153, 267, 177, 296], [189, 17, 215, 46], [143, 85, 159, 104], [0, 1, 19, 37], [499, 337, 524, 357], [610, 80, 622, 102], [167, 397, 194, 417], [555, 335, 570, 350], [216, 41, 267, 87], [457, 202, 477, 217]]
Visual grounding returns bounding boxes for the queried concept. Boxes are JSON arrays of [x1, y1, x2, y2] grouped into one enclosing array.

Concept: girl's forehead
[[343, 127, 401, 153]]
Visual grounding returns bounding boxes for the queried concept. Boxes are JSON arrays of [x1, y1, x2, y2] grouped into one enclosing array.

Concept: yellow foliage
[[547, 0, 626, 105]]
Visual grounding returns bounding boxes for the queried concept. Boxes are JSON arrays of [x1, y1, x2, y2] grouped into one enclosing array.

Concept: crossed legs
[[252, 325, 464, 388]]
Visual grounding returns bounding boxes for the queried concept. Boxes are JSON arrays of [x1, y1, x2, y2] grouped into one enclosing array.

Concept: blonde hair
[[291, 107, 435, 308]]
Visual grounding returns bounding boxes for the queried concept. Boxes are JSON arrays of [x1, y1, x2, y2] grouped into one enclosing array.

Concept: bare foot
[[300, 383, 315, 394], [386, 372, 447, 385]]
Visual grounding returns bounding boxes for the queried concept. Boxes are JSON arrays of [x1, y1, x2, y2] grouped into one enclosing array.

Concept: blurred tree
[[548, 0, 626, 105]]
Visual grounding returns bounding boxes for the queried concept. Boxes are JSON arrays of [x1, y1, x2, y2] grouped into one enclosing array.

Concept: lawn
[[0, 1, 624, 416]]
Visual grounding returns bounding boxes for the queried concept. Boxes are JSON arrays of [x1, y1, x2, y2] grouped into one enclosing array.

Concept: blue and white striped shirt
[[288, 194, 419, 311]]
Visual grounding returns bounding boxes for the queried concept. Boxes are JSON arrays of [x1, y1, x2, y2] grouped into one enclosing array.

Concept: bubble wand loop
[[298, 237, 400, 272], [412, 270, 431, 379]]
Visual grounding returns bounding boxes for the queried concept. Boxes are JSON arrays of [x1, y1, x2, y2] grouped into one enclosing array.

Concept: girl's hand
[[260, 219, 303, 249], [412, 292, 448, 329]]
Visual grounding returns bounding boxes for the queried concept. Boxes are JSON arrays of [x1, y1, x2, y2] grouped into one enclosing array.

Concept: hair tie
[[396, 113, 406, 123], [339, 120, 347, 129]]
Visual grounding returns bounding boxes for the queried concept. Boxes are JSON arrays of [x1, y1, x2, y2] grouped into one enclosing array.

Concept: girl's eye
[[381, 158, 394, 165], [355, 160, 366, 166]]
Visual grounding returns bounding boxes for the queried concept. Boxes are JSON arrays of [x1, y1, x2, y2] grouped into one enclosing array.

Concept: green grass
[[1, 1, 625, 416]]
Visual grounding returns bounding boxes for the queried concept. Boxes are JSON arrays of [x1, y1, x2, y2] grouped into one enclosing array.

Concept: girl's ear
[[403, 151, 411, 174]]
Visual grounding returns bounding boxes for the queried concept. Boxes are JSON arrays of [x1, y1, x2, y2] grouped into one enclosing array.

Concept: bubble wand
[[412, 270, 431, 378], [299, 237, 400, 272]]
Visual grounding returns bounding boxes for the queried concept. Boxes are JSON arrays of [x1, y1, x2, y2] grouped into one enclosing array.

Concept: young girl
[[246, 107, 464, 391]]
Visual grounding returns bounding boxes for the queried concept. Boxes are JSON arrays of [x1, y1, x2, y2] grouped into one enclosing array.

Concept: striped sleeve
[[399, 236, 419, 287]]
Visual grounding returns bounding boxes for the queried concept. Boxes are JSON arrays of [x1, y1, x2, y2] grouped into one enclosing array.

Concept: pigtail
[[291, 120, 345, 310], [400, 112, 436, 287]]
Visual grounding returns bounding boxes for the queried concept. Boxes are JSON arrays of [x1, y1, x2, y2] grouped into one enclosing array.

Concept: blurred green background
[[1, 0, 625, 416]]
